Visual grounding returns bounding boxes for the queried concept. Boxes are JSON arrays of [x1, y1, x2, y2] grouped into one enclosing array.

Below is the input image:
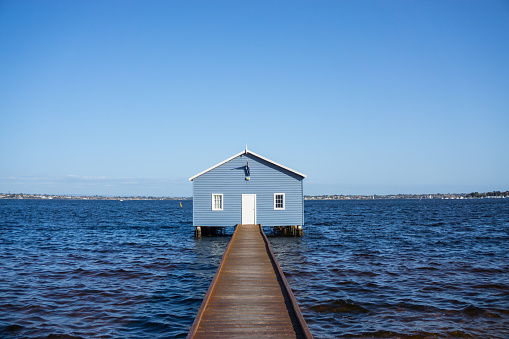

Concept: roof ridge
[[189, 149, 306, 181]]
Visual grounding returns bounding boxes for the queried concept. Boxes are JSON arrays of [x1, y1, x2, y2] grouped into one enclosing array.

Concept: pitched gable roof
[[189, 148, 306, 181]]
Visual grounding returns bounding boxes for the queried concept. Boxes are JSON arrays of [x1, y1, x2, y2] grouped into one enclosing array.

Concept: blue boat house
[[189, 148, 306, 236]]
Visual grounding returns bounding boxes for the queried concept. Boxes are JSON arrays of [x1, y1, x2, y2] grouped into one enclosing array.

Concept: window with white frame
[[274, 193, 285, 210], [212, 194, 223, 211]]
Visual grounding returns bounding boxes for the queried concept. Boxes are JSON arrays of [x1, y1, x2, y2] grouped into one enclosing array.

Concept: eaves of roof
[[189, 149, 306, 181]]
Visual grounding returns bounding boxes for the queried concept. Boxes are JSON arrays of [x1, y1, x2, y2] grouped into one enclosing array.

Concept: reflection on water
[[0, 199, 508, 338]]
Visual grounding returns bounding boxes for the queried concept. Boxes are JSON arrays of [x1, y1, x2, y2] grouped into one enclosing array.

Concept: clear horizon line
[[2, 191, 508, 198]]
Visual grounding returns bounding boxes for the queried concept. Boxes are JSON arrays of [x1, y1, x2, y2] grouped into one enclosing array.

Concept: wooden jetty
[[188, 224, 313, 339]]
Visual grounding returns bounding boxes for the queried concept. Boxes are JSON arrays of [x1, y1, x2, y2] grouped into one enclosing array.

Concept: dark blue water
[[0, 199, 508, 338]]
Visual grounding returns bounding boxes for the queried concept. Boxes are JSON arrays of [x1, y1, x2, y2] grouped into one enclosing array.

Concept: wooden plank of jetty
[[187, 224, 313, 339]]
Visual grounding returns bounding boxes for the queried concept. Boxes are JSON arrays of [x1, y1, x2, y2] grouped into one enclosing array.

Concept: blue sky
[[1, 0, 508, 196]]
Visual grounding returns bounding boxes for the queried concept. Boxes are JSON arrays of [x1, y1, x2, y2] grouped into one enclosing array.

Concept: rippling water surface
[[1, 199, 508, 338]]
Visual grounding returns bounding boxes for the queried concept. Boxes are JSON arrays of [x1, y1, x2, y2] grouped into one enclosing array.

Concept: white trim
[[274, 193, 285, 210], [189, 148, 306, 181], [247, 150, 307, 178], [190, 150, 245, 181], [211, 193, 223, 211], [242, 194, 256, 224]]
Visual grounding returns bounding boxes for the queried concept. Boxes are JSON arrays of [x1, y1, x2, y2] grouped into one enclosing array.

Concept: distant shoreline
[[304, 192, 508, 200], [0, 193, 191, 201], [1, 191, 507, 201]]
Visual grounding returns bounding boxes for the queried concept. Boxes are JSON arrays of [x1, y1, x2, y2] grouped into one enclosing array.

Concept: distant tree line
[[466, 191, 509, 198]]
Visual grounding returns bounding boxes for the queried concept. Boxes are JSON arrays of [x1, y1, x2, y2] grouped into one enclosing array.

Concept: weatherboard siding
[[193, 153, 304, 227]]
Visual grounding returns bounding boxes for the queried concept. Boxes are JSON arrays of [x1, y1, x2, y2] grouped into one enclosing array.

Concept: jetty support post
[[195, 226, 228, 237], [272, 225, 303, 237]]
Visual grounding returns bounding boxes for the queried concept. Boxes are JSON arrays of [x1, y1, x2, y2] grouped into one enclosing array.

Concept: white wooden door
[[241, 194, 256, 224]]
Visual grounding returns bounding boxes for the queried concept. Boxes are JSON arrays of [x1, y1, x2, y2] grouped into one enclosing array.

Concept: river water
[[0, 199, 507, 338]]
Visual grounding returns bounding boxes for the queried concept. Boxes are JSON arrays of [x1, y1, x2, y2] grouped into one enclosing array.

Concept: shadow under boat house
[[189, 148, 306, 236]]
